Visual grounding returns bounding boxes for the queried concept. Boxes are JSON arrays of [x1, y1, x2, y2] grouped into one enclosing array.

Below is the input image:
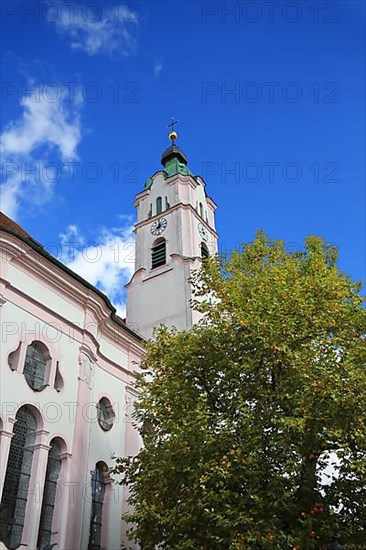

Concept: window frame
[[37, 439, 62, 550], [0, 406, 37, 548], [23, 341, 49, 391], [151, 238, 166, 269], [88, 463, 108, 550], [201, 242, 210, 259], [156, 196, 162, 215], [96, 398, 114, 432]]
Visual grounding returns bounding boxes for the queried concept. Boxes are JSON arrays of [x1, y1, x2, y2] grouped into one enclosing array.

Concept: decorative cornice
[[35, 429, 50, 437], [60, 451, 73, 460], [134, 202, 218, 238], [0, 429, 14, 439], [32, 442, 52, 452], [0, 229, 144, 351]]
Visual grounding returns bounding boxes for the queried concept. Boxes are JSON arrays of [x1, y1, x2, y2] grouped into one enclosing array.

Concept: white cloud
[[0, 86, 82, 219], [1, 91, 81, 159], [154, 59, 163, 78], [49, 2, 139, 57], [60, 224, 85, 246], [59, 220, 135, 317]]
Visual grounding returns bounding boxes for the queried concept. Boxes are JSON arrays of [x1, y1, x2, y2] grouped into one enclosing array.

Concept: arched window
[[156, 196, 162, 215], [151, 238, 166, 269], [88, 462, 108, 550], [199, 202, 204, 218], [96, 398, 114, 431], [23, 341, 49, 391], [201, 242, 210, 259], [0, 406, 37, 548], [37, 439, 62, 549]]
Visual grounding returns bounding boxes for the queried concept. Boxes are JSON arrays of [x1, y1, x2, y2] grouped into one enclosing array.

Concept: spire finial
[[166, 117, 179, 144]]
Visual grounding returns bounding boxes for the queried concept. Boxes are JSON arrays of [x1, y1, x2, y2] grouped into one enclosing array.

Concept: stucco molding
[[78, 348, 96, 389]]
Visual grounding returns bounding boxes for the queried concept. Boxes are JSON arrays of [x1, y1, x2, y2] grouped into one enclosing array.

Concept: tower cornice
[[135, 172, 217, 208], [133, 201, 218, 238]]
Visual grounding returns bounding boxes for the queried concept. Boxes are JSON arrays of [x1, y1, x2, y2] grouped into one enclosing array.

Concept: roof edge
[[0, 223, 144, 343]]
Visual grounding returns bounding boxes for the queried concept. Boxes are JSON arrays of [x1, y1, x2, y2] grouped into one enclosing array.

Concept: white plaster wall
[[127, 258, 202, 339], [136, 172, 212, 227], [0, 237, 143, 550], [128, 171, 218, 339], [135, 205, 217, 275], [0, 299, 79, 448], [79, 365, 129, 550], [6, 262, 84, 327]]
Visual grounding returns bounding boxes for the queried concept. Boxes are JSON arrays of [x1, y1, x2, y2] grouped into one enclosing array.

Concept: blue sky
[[1, 0, 365, 312]]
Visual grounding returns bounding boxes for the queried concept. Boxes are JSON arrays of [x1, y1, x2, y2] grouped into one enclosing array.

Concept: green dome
[[144, 144, 194, 189]]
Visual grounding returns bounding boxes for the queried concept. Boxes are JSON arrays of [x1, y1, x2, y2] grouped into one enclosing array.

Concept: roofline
[[0, 224, 144, 343]]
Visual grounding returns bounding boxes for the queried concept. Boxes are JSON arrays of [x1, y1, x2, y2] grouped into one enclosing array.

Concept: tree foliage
[[112, 231, 366, 549]]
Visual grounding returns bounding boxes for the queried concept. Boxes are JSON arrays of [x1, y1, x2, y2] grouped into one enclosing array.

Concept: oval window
[[96, 398, 114, 431]]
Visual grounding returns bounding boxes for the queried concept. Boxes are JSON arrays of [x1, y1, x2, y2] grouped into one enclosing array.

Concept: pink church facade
[[0, 139, 218, 549], [0, 213, 145, 550]]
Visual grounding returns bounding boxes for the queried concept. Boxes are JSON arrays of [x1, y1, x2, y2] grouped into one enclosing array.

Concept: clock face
[[151, 218, 167, 236], [198, 223, 209, 241]]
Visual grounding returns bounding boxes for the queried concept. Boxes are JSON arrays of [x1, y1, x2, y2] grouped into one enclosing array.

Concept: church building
[[0, 133, 218, 549]]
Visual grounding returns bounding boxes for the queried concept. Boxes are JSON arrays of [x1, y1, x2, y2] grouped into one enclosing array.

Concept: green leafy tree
[[112, 231, 366, 549]]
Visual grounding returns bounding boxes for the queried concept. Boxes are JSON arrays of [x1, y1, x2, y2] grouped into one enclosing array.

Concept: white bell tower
[[126, 126, 218, 339]]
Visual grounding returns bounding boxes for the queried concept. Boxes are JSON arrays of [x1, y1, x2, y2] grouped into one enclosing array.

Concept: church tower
[[126, 126, 218, 339]]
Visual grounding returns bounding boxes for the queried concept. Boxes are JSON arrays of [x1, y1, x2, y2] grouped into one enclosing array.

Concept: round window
[[96, 398, 114, 431]]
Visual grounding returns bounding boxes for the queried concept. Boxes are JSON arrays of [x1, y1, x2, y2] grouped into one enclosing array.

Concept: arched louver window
[[88, 463, 108, 550], [151, 238, 166, 269], [37, 439, 62, 549], [201, 242, 210, 259], [23, 341, 48, 390], [156, 196, 162, 215], [199, 202, 204, 218], [0, 407, 37, 548]]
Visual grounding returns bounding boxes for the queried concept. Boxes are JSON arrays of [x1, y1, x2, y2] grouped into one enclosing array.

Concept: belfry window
[[37, 439, 62, 549], [0, 406, 37, 548], [88, 462, 108, 550], [23, 341, 48, 390], [199, 202, 204, 218], [156, 196, 162, 215], [151, 238, 166, 269], [201, 242, 210, 259]]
